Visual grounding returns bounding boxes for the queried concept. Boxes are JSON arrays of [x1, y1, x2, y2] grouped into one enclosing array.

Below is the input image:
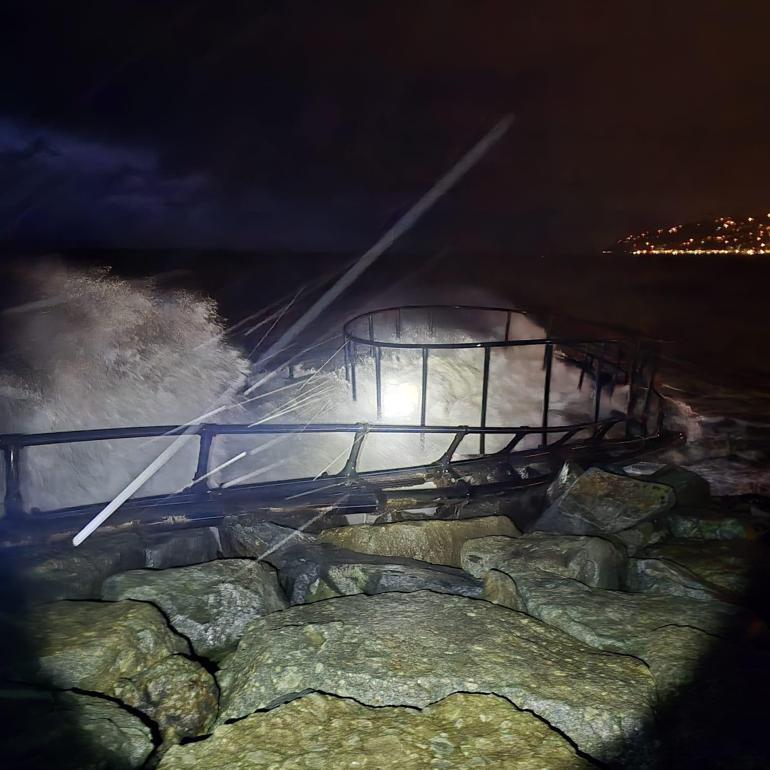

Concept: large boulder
[[630, 626, 770, 769], [639, 539, 762, 594], [277, 542, 482, 604], [666, 509, 764, 540], [534, 467, 675, 535], [317, 516, 520, 567], [544, 460, 584, 505], [646, 465, 711, 507], [461, 532, 625, 588], [218, 517, 314, 561], [141, 527, 220, 568], [102, 559, 287, 658], [0, 685, 154, 770], [217, 591, 655, 764], [627, 557, 735, 602], [0, 600, 218, 743], [159, 691, 592, 770], [4, 534, 147, 604], [505, 570, 753, 654]]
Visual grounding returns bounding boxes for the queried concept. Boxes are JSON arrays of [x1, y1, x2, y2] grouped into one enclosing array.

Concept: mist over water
[[0, 262, 633, 513]]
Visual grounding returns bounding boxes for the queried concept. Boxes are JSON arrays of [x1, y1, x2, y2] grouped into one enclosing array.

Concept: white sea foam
[[0, 263, 627, 512]]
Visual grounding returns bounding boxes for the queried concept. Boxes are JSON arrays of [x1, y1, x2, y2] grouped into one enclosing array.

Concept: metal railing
[[343, 305, 661, 453], [0, 305, 666, 521]]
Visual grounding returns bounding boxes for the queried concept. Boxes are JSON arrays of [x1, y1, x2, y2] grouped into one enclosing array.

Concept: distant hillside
[[616, 214, 770, 255]]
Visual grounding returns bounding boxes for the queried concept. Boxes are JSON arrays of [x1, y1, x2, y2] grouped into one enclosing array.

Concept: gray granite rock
[[0, 685, 154, 770], [640, 539, 761, 594], [666, 509, 763, 540], [0, 600, 218, 744], [141, 527, 220, 568], [218, 518, 314, 562], [544, 460, 584, 506], [102, 559, 287, 658], [5, 534, 147, 603], [461, 532, 625, 588], [509, 570, 752, 654], [159, 692, 592, 770], [627, 557, 732, 602], [317, 516, 520, 567], [277, 542, 482, 604], [534, 467, 675, 535], [217, 591, 655, 764]]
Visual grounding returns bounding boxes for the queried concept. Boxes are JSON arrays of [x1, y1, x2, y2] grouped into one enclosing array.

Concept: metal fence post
[[2, 442, 23, 518], [479, 346, 491, 454], [541, 343, 553, 447]]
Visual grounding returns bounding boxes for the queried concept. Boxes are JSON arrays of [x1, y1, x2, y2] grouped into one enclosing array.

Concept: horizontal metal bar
[[0, 417, 633, 448], [343, 334, 626, 351]]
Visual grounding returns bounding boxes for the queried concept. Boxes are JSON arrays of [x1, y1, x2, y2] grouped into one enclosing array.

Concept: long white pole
[[71, 114, 513, 546]]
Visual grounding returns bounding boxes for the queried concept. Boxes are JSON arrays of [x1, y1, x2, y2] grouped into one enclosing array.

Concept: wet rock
[[141, 527, 220, 568], [640, 539, 759, 594], [611, 520, 668, 555], [217, 591, 655, 764], [102, 559, 287, 658], [0, 685, 154, 770], [113, 654, 219, 744], [277, 542, 482, 604], [666, 509, 762, 540], [317, 516, 520, 568], [0, 600, 217, 743], [627, 557, 732, 602], [5, 534, 146, 603], [509, 571, 752, 653], [461, 532, 625, 588], [631, 626, 770, 769], [482, 568, 526, 610], [159, 691, 592, 770], [647, 465, 711, 507], [218, 517, 314, 562], [534, 467, 675, 535], [544, 460, 584, 505]]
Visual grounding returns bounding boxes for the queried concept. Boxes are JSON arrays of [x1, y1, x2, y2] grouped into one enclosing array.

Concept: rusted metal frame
[[420, 347, 429, 427], [479, 346, 491, 454], [541, 342, 553, 447], [191, 425, 214, 493], [498, 431, 526, 454], [437, 428, 469, 466], [342, 424, 369, 477]]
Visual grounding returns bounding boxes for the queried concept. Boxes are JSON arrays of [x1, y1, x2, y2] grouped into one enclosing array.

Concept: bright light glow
[[383, 380, 420, 420]]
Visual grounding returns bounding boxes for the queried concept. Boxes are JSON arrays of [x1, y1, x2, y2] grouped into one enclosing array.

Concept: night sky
[[2, 1, 769, 254]]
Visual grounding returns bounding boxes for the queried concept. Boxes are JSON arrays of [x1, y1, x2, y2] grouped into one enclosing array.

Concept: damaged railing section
[[343, 305, 663, 451], [0, 414, 651, 519]]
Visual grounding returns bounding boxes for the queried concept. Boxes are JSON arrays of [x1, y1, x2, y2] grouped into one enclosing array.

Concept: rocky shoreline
[[2, 463, 770, 768]]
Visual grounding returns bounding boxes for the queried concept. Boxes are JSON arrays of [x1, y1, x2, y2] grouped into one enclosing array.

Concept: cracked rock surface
[[159, 691, 593, 769], [217, 590, 654, 764]]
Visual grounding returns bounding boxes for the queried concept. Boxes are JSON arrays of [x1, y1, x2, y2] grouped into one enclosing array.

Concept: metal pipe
[[374, 345, 382, 419], [420, 347, 429, 427], [541, 343, 553, 447], [350, 342, 357, 401], [479, 346, 491, 454], [396, 308, 402, 339], [504, 311, 511, 342], [192, 426, 214, 492]]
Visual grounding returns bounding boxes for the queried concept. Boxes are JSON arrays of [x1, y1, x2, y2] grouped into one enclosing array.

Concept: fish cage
[[0, 305, 677, 544]]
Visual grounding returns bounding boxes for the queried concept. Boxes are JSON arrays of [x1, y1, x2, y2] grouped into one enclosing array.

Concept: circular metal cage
[[343, 304, 664, 453]]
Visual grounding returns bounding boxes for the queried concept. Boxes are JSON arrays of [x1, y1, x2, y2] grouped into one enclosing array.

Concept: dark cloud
[[1, 1, 769, 252]]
